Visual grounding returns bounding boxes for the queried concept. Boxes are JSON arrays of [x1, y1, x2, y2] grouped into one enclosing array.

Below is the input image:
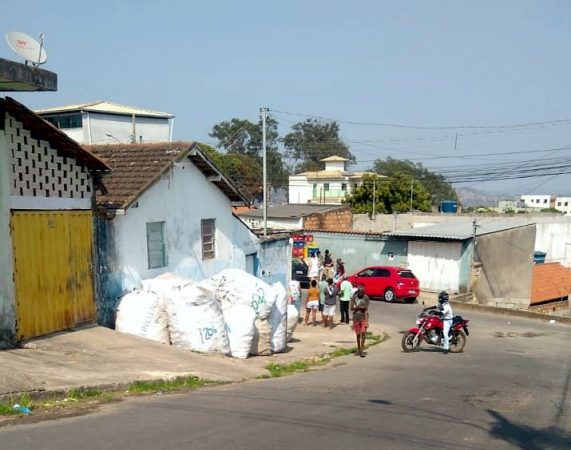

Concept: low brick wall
[[303, 207, 352, 231], [529, 299, 569, 314]]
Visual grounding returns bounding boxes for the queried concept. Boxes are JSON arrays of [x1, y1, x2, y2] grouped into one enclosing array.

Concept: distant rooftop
[[386, 219, 535, 241], [238, 204, 349, 219], [321, 155, 349, 162], [35, 101, 174, 118]]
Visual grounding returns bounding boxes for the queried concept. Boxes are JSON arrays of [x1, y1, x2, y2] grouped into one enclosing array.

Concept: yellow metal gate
[[11, 211, 96, 340]]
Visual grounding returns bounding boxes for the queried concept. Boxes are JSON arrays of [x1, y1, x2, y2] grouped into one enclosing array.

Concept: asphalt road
[[3, 301, 571, 450]]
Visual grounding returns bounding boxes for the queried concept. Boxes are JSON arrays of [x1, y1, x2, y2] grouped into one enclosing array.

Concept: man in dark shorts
[[350, 284, 369, 357]]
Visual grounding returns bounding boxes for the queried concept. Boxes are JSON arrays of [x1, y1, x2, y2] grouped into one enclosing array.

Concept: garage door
[[407, 241, 462, 291], [11, 211, 96, 340]]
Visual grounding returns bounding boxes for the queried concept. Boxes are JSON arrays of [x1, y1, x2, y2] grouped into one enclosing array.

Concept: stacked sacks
[[115, 290, 170, 345], [268, 282, 288, 353], [164, 280, 230, 355]]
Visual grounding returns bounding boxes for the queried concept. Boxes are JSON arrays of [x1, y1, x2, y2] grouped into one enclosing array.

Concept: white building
[[35, 101, 174, 145], [555, 197, 571, 216], [89, 142, 261, 327], [289, 155, 381, 204], [521, 194, 553, 209]]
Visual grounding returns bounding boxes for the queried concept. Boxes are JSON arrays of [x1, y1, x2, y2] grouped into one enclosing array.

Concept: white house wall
[[289, 176, 312, 204], [535, 221, 571, 266], [407, 241, 462, 291], [112, 162, 253, 282]]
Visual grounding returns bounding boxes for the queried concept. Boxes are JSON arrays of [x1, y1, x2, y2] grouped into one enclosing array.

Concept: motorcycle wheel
[[401, 331, 420, 352], [449, 331, 467, 353]]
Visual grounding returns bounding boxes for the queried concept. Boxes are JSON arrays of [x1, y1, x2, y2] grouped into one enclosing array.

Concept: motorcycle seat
[[452, 315, 464, 325]]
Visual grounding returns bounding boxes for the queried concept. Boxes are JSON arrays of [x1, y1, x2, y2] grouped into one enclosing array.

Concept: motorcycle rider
[[438, 291, 453, 354]]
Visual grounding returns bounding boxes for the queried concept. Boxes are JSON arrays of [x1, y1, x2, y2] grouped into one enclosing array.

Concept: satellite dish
[[5, 31, 48, 66]]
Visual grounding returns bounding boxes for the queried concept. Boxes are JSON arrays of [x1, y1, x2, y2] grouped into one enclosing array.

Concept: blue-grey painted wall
[[459, 240, 474, 293], [310, 231, 408, 275]]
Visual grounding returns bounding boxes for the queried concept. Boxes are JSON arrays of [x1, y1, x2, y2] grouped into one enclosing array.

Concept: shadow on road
[[487, 409, 571, 449]]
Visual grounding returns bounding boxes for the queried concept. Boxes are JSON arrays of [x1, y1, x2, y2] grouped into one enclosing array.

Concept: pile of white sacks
[[115, 269, 300, 359]]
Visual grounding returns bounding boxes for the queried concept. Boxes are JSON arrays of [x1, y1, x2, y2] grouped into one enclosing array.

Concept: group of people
[[307, 249, 345, 283], [289, 249, 370, 358]]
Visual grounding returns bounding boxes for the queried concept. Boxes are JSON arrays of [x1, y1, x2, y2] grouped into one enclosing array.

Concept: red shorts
[[353, 320, 368, 334]]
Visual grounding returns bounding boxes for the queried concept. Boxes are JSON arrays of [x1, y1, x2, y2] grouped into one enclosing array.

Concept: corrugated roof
[[35, 101, 174, 118], [385, 219, 535, 240], [86, 142, 246, 210], [1, 97, 109, 171], [238, 204, 349, 219], [530, 263, 571, 304]]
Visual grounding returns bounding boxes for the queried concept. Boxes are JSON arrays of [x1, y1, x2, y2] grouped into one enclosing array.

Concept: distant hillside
[[456, 187, 510, 208]]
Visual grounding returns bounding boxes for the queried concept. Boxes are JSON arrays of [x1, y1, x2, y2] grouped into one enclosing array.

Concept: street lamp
[[105, 132, 122, 144]]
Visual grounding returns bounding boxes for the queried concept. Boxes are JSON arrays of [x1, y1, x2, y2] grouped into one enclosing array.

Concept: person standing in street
[[323, 249, 334, 280], [304, 279, 320, 326], [350, 284, 369, 357], [333, 258, 345, 283], [318, 274, 327, 324], [308, 252, 320, 281], [438, 291, 453, 354], [323, 278, 338, 329], [339, 278, 353, 325]]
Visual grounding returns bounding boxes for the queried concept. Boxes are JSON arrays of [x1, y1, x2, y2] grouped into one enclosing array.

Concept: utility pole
[[410, 179, 414, 213], [372, 178, 376, 219], [261, 107, 268, 237]]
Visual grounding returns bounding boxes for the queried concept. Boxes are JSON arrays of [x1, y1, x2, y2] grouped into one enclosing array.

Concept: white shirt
[[440, 302, 453, 320]]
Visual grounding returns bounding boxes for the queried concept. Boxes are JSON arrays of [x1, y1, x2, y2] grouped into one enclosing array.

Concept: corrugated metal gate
[[11, 211, 96, 340]]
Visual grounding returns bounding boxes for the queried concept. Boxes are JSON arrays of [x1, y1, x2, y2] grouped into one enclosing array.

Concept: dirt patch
[[494, 331, 547, 338], [464, 390, 535, 413]]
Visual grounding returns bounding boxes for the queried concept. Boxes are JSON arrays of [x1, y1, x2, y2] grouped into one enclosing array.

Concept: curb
[[450, 301, 571, 325]]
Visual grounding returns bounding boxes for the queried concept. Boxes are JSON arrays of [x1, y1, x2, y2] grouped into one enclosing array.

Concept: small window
[[558, 202, 562, 206], [353, 183, 358, 189], [324, 183, 330, 192], [544, 199, 548, 204], [398, 270, 416, 279], [341, 183, 347, 191], [45, 114, 82, 129], [146, 222, 167, 269], [566, 202, 569, 207], [202, 219, 216, 260]]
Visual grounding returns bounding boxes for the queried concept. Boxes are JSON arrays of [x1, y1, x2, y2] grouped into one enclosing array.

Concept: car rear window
[[398, 270, 416, 278]]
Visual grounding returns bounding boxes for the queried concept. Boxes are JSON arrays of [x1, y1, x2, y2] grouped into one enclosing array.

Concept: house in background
[[0, 97, 109, 347], [238, 204, 352, 231], [36, 101, 174, 145], [288, 155, 380, 205], [555, 197, 571, 216], [520, 194, 553, 210], [88, 142, 264, 327], [386, 220, 536, 309]]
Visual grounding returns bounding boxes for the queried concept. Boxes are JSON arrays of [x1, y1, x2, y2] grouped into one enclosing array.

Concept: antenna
[[5, 31, 48, 67]]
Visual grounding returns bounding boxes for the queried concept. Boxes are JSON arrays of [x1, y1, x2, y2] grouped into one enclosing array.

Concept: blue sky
[[2, 0, 571, 195]]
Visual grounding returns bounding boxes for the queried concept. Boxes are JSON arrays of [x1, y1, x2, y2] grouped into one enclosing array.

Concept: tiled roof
[[86, 142, 245, 210], [1, 97, 109, 171], [35, 101, 173, 118], [321, 155, 349, 162], [530, 262, 571, 304], [386, 219, 535, 241], [238, 204, 349, 219]]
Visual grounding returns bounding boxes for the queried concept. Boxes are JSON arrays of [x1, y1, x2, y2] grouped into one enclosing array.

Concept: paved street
[[2, 301, 571, 450]]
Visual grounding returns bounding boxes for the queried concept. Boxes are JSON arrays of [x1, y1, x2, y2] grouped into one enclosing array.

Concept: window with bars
[[146, 222, 167, 269], [201, 219, 216, 260]]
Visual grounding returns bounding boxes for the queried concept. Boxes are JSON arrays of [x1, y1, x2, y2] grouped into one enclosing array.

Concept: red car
[[345, 266, 420, 303]]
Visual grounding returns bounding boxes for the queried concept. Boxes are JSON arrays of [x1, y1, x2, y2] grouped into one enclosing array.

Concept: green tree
[[344, 174, 431, 214], [373, 157, 457, 207], [208, 117, 289, 189], [283, 119, 354, 173], [199, 144, 263, 201]]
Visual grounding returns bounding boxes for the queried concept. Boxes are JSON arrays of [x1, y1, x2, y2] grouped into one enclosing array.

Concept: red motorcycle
[[401, 306, 470, 353]]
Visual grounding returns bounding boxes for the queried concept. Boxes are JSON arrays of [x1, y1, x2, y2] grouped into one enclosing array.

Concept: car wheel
[[384, 288, 395, 303]]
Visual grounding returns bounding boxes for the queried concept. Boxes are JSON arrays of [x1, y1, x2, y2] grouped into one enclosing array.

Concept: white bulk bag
[[223, 305, 256, 359], [250, 318, 272, 356], [268, 282, 288, 353], [165, 280, 230, 355], [212, 269, 278, 319], [286, 304, 299, 342], [142, 273, 192, 296], [115, 290, 169, 344]]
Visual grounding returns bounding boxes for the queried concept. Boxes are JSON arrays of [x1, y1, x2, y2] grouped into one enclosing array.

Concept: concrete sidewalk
[[0, 321, 380, 397]]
